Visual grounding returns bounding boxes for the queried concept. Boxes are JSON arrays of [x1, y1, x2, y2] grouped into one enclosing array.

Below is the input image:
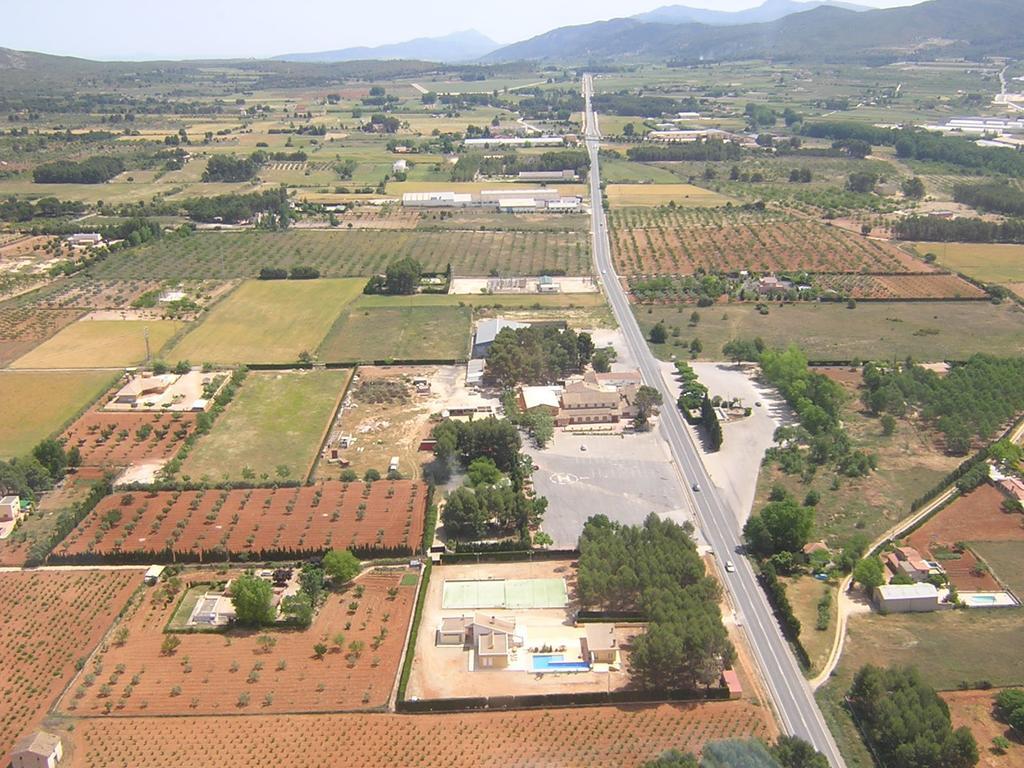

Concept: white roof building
[[520, 386, 562, 411], [874, 583, 940, 613]]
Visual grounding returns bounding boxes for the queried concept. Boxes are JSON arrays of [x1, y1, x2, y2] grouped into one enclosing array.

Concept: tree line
[[202, 152, 267, 183], [893, 215, 1024, 244], [33, 155, 125, 184], [577, 514, 734, 690], [0, 196, 84, 222], [627, 139, 741, 162], [485, 325, 594, 388], [953, 181, 1024, 217], [181, 188, 289, 224]]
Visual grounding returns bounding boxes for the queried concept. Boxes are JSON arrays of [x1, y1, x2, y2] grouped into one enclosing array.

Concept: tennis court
[[442, 578, 568, 609]]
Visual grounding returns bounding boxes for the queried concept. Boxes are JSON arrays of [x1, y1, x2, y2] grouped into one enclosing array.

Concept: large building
[[402, 191, 473, 208], [516, 370, 642, 428], [464, 136, 564, 147], [472, 318, 531, 359], [873, 583, 940, 613]]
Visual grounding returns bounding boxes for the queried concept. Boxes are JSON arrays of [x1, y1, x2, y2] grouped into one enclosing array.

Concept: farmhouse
[[11, 731, 63, 768], [110, 373, 177, 406], [555, 376, 640, 427], [883, 546, 944, 583], [519, 386, 562, 415], [472, 317, 531, 358], [67, 232, 103, 248], [434, 613, 524, 669], [997, 476, 1024, 503], [0, 494, 25, 539], [392, 159, 408, 173], [874, 583, 940, 613]]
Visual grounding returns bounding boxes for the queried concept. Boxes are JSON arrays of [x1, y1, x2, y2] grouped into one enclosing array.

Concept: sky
[[3, 0, 924, 61]]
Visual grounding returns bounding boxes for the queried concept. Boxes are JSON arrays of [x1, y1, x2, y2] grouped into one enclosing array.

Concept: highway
[[581, 74, 846, 768]]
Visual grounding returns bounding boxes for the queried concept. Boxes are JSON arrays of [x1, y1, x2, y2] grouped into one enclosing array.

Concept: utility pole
[[144, 326, 151, 366]]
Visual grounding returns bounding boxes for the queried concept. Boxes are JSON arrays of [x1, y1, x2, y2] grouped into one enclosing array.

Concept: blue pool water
[[967, 594, 997, 605], [532, 654, 591, 672]]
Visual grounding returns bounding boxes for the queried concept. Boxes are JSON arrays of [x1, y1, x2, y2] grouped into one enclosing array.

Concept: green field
[[90, 229, 591, 280], [606, 183, 732, 207], [318, 303, 471, 363], [911, 242, 1024, 283], [969, 541, 1024, 595], [598, 158, 681, 184], [637, 300, 1024, 362], [167, 279, 363, 365], [0, 370, 115, 458], [10, 319, 183, 369], [181, 368, 350, 481]]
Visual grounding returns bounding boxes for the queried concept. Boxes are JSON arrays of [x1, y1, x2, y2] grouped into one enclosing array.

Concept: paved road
[[582, 74, 845, 768]]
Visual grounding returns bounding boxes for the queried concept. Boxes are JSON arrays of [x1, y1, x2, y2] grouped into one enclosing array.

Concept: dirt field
[[611, 208, 924, 275], [317, 365, 496, 480], [0, 570, 139, 761], [942, 689, 1020, 768], [10, 319, 183, 369], [606, 183, 732, 208], [0, 370, 116, 459], [62, 411, 197, 469], [60, 567, 416, 717], [812, 273, 987, 300], [409, 559, 640, 700], [969, 541, 1024, 596], [911, 484, 1024, 548], [68, 699, 774, 768], [54, 480, 427, 562]]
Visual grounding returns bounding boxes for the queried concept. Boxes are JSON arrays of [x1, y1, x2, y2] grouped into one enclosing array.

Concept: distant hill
[[634, 0, 869, 26], [274, 30, 499, 63], [484, 0, 1024, 63]]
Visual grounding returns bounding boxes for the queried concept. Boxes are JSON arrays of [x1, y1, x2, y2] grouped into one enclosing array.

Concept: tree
[[442, 486, 488, 539], [847, 171, 878, 194], [576, 332, 595, 365], [649, 322, 668, 344], [364, 468, 380, 482], [745, 498, 814, 557], [231, 574, 276, 626], [533, 531, 553, 548], [880, 413, 896, 436], [299, 563, 324, 605], [531, 412, 554, 448], [723, 338, 761, 363], [384, 257, 422, 295], [902, 176, 926, 199], [281, 593, 313, 628], [633, 385, 663, 432], [623, 122, 635, 137], [313, 642, 328, 658], [323, 549, 360, 584], [852, 556, 884, 590], [592, 346, 616, 373], [32, 438, 67, 479], [467, 457, 503, 487], [689, 338, 702, 357], [160, 635, 181, 655], [770, 736, 829, 768], [641, 749, 697, 768]]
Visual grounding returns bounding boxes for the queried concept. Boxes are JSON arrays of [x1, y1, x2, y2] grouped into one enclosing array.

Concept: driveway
[[531, 429, 694, 548]]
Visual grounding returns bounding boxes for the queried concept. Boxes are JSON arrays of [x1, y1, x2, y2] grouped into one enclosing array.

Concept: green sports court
[[441, 578, 568, 610]]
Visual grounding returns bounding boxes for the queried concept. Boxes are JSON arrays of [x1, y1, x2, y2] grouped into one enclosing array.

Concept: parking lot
[[531, 428, 695, 549]]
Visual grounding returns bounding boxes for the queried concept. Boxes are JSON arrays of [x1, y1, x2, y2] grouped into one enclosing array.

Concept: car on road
[[691, 482, 700, 492], [725, 560, 736, 573], [580, 444, 587, 452]]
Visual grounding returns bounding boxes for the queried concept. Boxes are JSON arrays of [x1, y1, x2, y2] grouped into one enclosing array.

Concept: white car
[[725, 560, 736, 573]]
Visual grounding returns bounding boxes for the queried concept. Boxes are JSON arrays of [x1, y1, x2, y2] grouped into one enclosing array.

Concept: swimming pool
[[968, 594, 997, 605], [531, 654, 591, 672]]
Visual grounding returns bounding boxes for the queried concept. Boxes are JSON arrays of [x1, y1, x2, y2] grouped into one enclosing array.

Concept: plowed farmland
[[60, 568, 416, 717], [0, 570, 138, 760], [812, 273, 987, 300], [54, 480, 426, 563], [69, 700, 774, 768], [62, 411, 196, 469], [610, 208, 924, 275], [91, 229, 592, 280]]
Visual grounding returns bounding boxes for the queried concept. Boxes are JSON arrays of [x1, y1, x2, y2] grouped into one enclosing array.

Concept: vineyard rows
[[62, 411, 197, 469], [610, 208, 924, 275], [90, 230, 592, 280], [813, 273, 987, 300]]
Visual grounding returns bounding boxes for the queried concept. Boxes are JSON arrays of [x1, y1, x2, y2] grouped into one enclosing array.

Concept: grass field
[[638, 300, 1024, 362], [606, 183, 732, 207], [91, 229, 591, 280], [181, 369, 350, 481], [969, 541, 1024, 595], [167, 279, 363, 364], [911, 242, 1024, 283], [598, 158, 681, 184], [10, 319, 182, 369], [318, 304, 471, 363], [0, 370, 115, 458], [786, 576, 839, 675]]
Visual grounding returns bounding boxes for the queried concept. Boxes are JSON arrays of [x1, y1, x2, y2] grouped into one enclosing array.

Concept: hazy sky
[[3, 0, 923, 60]]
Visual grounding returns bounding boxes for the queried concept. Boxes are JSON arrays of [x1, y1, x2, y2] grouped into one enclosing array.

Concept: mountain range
[[633, 0, 869, 26], [273, 30, 499, 64], [482, 0, 1024, 63]]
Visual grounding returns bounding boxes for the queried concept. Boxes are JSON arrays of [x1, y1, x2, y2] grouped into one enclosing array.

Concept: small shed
[[144, 565, 166, 586], [11, 731, 63, 768], [874, 583, 939, 613], [583, 623, 619, 664], [436, 615, 471, 646], [721, 669, 743, 699]]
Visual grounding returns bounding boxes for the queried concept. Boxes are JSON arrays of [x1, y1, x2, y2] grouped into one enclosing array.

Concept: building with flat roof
[[464, 136, 564, 147], [473, 317, 531, 358], [0, 495, 25, 539], [583, 623, 619, 665], [402, 191, 473, 208], [874, 583, 940, 613], [519, 386, 562, 414]]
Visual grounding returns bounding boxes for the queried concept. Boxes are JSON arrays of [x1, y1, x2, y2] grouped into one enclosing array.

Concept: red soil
[[61, 411, 196, 469], [813, 273, 986, 300], [942, 689, 1020, 768], [70, 699, 774, 768], [60, 568, 417, 717], [0, 570, 139, 761], [55, 480, 426, 562]]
